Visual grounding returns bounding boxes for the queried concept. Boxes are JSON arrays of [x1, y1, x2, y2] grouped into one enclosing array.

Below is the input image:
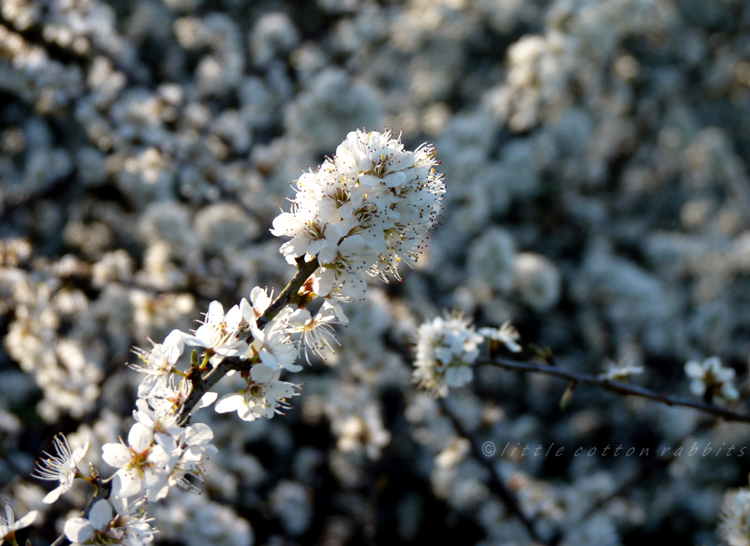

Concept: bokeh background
[[2, 0, 750, 544]]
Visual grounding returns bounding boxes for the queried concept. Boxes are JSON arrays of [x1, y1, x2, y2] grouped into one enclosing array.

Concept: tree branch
[[438, 399, 549, 545], [480, 358, 750, 424], [177, 256, 320, 422]]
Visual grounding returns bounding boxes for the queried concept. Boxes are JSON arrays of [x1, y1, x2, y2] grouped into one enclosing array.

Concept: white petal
[[185, 423, 214, 445], [684, 361, 703, 378], [317, 244, 338, 265], [128, 422, 154, 452], [64, 518, 94, 543], [42, 485, 63, 504], [113, 469, 142, 499], [205, 301, 225, 324], [73, 437, 90, 463], [281, 360, 303, 373], [259, 349, 281, 369], [198, 391, 218, 409], [14, 510, 38, 530], [89, 499, 113, 530], [250, 363, 275, 383], [338, 234, 365, 255], [306, 238, 329, 256], [215, 393, 246, 413], [270, 212, 301, 236], [250, 286, 273, 314], [142, 467, 168, 490], [225, 305, 243, 329], [359, 174, 381, 188], [312, 268, 335, 297], [102, 443, 133, 468]]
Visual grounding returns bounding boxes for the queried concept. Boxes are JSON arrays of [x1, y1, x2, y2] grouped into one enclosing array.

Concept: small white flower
[[0, 502, 38, 544], [599, 358, 644, 382], [158, 423, 219, 496], [184, 301, 248, 359], [147, 376, 217, 416], [285, 302, 342, 362], [684, 356, 738, 401], [240, 286, 274, 323], [214, 363, 298, 421], [64, 497, 157, 546], [478, 321, 522, 353], [247, 317, 301, 372], [102, 423, 174, 499], [32, 434, 89, 504], [131, 329, 185, 399], [133, 399, 183, 446]]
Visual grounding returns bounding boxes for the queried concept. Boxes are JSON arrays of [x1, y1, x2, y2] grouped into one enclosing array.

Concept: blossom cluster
[[271, 129, 446, 299], [412, 313, 485, 397], [18, 130, 443, 545]]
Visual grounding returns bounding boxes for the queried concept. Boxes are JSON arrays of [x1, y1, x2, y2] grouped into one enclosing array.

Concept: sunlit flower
[[131, 329, 185, 399], [64, 497, 156, 546], [720, 488, 750, 546], [184, 301, 247, 359], [214, 363, 298, 421], [102, 423, 174, 499], [0, 502, 37, 545], [285, 302, 343, 362], [32, 434, 89, 504]]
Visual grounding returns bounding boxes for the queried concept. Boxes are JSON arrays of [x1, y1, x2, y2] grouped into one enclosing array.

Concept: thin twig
[[49, 532, 67, 546], [481, 358, 750, 424], [253, 256, 320, 332], [438, 399, 549, 545]]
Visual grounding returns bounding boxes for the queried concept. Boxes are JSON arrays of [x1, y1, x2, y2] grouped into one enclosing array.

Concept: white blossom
[[102, 423, 175, 500], [0, 502, 37, 544], [720, 488, 750, 546], [478, 321, 523, 353], [413, 313, 483, 397], [64, 497, 156, 546], [214, 363, 298, 421], [183, 301, 248, 360], [684, 356, 738, 401], [599, 358, 644, 382], [246, 315, 300, 372], [32, 433, 89, 504], [285, 301, 343, 362], [131, 329, 185, 399]]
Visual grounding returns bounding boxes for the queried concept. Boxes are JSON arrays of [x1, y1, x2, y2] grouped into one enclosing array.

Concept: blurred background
[[1, 0, 750, 544]]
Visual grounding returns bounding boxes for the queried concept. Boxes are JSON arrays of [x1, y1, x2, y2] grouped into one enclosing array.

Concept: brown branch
[[480, 358, 750, 424], [253, 256, 320, 332], [438, 399, 549, 545]]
